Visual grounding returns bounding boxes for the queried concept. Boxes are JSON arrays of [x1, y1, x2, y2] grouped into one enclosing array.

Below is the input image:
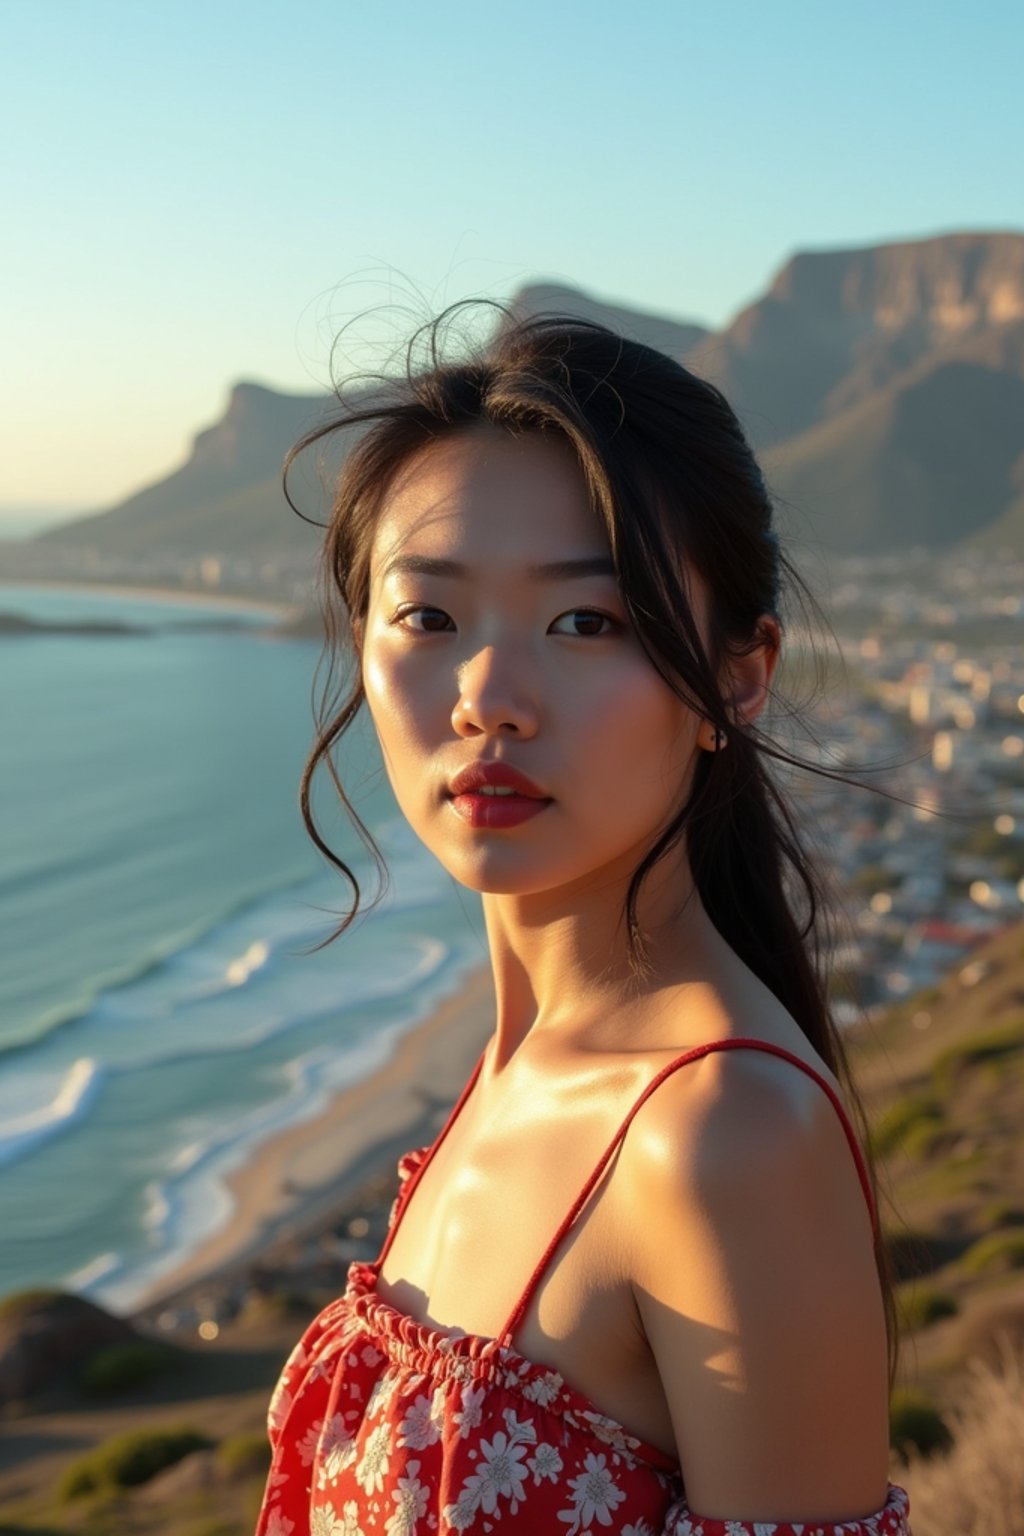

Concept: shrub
[[242, 1288, 316, 1322], [78, 1339, 178, 1395], [979, 1199, 1024, 1229], [900, 1117, 950, 1160], [896, 1284, 960, 1331], [882, 1227, 949, 1283], [958, 1229, 1024, 1277], [58, 1425, 213, 1500], [217, 1431, 272, 1477], [895, 1336, 1024, 1531], [889, 1386, 953, 1460], [0, 1285, 64, 1320], [869, 1093, 946, 1158], [956, 1297, 1024, 1368], [930, 1017, 1024, 1095]]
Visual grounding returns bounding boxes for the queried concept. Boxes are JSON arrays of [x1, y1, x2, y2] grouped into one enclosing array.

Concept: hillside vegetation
[[3, 921, 1024, 1530]]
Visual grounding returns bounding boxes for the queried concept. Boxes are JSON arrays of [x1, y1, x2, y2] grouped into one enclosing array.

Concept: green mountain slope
[[30, 231, 1024, 567]]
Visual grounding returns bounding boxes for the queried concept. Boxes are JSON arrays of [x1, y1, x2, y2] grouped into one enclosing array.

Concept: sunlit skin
[[353, 431, 895, 1520], [358, 427, 780, 1072]]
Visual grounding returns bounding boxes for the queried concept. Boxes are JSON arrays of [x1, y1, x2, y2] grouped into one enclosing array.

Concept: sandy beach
[[131, 962, 496, 1317]]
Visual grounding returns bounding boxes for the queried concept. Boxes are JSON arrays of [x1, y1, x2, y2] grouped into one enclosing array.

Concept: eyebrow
[[381, 554, 617, 582]]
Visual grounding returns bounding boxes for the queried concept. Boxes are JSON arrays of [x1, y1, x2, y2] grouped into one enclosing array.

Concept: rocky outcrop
[[32, 232, 1024, 561], [0, 1288, 137, 1407]]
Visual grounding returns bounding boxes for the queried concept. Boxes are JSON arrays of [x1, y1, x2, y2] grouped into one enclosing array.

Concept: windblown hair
[[284, 302, 901, 1393]]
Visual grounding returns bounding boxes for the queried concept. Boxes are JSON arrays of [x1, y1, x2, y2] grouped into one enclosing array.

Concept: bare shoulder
[[614, 1018, 890, 1522], [622, 1001, 849, 1183]]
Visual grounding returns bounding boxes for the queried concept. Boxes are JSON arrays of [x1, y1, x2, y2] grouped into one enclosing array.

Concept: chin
[[432, 848, 624, 901]]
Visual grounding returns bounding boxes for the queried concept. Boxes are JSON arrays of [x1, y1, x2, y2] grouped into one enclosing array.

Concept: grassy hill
[[850, 918, 1024, 1397]]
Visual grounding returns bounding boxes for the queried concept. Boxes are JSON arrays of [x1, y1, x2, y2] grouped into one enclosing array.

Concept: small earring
[[706, 726, 727, 751]]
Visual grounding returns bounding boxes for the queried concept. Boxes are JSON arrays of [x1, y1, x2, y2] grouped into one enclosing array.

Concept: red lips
[[445, 761, 553, 830], [447, 762, 549, 799]]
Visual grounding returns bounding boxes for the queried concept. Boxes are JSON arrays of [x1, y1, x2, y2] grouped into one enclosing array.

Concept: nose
[[451, 645, 539, 739]]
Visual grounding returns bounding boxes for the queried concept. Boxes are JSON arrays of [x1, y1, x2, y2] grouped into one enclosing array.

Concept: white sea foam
[[0, 598, 484, 1304], [82, 950, 480, 1313], [0, 1058, 105, 1168], [62, 1250, 122, 1292]]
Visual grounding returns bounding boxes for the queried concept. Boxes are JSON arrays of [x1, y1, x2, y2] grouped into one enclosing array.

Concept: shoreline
[[0, 576, 303, 621], [128, 962, 495, 1319]]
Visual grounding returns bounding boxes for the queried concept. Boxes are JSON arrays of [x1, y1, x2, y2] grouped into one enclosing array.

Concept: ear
[[723, 615, 780, 729]]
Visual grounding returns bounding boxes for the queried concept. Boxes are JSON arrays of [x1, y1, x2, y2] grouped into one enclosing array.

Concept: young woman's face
[[359, 429, 709, 901]]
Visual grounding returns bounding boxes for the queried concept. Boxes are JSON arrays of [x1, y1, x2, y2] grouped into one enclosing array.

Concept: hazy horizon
[[4, 0, 1022, 519]]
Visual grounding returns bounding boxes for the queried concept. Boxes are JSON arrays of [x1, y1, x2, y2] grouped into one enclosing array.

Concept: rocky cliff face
[[686, 231, 1024, 449], [187, 382, 327, 484], [36, 231, 1024, 563], [770, 232, 1024, 331]]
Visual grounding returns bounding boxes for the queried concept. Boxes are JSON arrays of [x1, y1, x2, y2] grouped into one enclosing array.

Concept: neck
[[479, 839, 721, 1074]]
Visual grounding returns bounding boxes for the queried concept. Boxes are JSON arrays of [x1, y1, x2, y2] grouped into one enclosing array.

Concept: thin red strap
[[373, 1044, 488, 1272], [499, 1038, 878, 1346]]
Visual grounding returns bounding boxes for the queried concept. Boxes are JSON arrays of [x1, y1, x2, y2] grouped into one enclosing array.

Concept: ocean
[[0, 584, 484, 1312]]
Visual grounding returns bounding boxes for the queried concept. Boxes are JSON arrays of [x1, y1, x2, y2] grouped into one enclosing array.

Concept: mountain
[[686, 231, 1024, 446], [765, 346, 1024, 553], [36, 383, 332, 560], [28, 231, 1024, 575], [508, 282, 710, 359]]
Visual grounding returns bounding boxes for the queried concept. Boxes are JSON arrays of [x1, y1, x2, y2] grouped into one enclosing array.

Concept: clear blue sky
[[2, 0, 1021, 519]]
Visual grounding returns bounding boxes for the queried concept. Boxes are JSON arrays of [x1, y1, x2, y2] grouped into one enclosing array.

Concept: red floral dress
[[256, 1039, 913, 1536]]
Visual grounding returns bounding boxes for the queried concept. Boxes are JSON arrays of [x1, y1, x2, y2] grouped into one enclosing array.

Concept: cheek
[[362, 648, 439, 778], [577, 668, 695, 778]]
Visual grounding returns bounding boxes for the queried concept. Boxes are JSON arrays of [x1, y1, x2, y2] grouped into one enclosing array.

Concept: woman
[[256, 311, 913, 1535]]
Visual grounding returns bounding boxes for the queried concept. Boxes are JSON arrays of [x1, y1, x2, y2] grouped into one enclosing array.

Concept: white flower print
[[365, 1368, 402, 1420], [558, 1450, 627, 1531], [453, 1381, 486, 1439], [361, 1343, 385, 1367], [310, 1505, 346, 1536], [501, 1406, 538, 1446], [318, 1413, 358, 1484], [267, 1380, 293, 1435], [580, 1409, 641, 1454], [523, 1368, 563, 1407], [386, 1457, 430, 1536], [460, 1428, 531, 1515], [621, 1523, 656, 1536], [356, 1420, 392, 1494], [264, 1512, 296, 1536], [528, 1441, 564, 1485], [342, 1501, 367, 1536], [297, 1418, 324, 1467], [399, 1390, 445, 1450], [442, 1486, 481, 1531], [309, 1354, 336, 1385]]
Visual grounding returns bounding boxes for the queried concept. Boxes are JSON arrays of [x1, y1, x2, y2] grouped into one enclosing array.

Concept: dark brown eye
[[398, 606, 453, 633], [550, 609, 618, 638]]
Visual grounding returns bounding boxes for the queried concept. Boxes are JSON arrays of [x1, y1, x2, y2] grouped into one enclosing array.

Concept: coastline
[[0, 576, 303, 621], [128, 961, 495, 1318]]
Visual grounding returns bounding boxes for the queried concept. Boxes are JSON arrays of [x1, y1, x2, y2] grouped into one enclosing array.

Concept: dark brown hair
[[285, 303, 901, 1393]]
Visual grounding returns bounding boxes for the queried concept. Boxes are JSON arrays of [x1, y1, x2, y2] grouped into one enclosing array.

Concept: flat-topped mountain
[[689, 231, 1024, 444], [31, 231, 1024, 569]]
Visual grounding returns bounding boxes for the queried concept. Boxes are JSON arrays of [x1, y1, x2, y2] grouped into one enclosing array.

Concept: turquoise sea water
[[0, 585, 484, 1310]]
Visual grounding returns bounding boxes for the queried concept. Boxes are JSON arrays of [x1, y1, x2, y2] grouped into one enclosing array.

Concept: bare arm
[[625, 1049, 905, 1528]]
